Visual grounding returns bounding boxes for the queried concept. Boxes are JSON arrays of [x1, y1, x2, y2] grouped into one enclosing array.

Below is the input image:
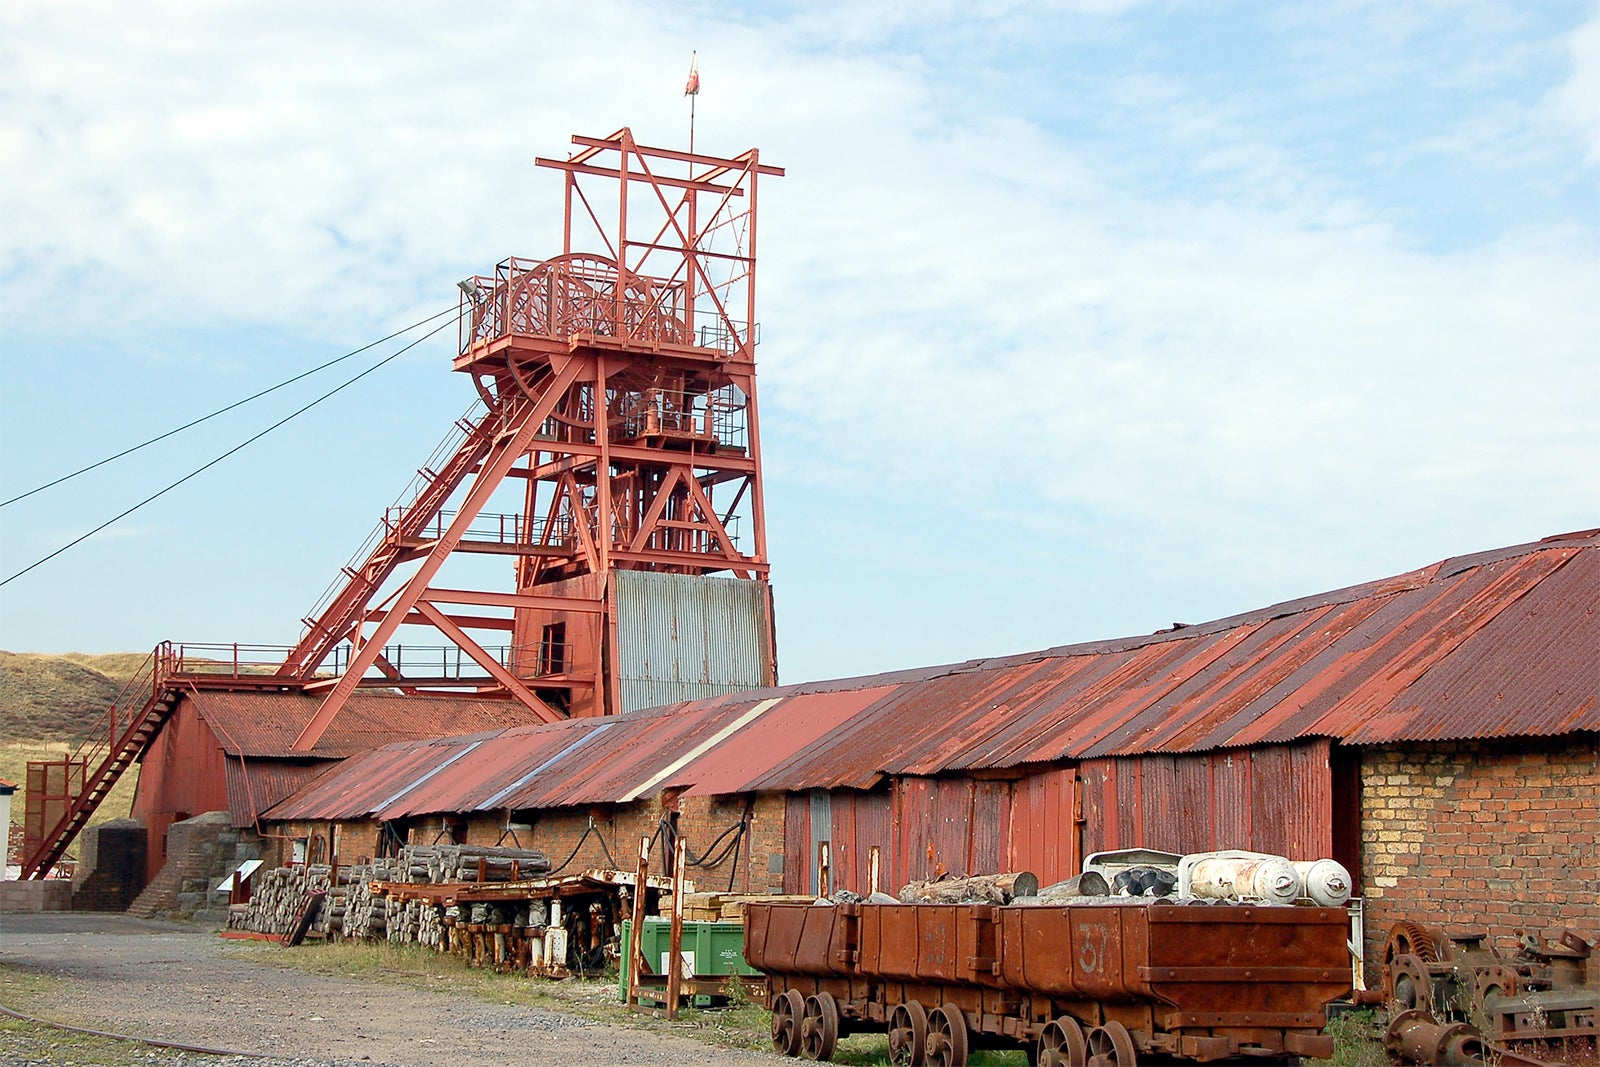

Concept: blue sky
[[2, 0, 1596, 685]]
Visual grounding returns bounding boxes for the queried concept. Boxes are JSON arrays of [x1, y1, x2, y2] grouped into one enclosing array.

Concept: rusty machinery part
[[800, 991, 841, 1062], [1385, 1009, 1581, 1067], [771, 987, 804, 1056], [1388, 921, 1451, 965], [1475, 963, 1521, 1009], [888, 1000, 930, 1067], [0, 1002, 267, 1059], [1386, 1008, 1487, 1066], [1037, 1014, 1090, 1067], [1087, 1020, 1139, 1067], [926, 1003, 970, 1067], [1390, 954, 1438, 1014]]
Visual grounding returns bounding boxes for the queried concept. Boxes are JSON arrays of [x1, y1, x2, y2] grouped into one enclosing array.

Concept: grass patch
[[1311, 1007, 1389, 1067]]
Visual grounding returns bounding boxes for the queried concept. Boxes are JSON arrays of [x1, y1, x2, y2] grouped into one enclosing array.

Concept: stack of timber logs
[[226, 843, 549, 941]]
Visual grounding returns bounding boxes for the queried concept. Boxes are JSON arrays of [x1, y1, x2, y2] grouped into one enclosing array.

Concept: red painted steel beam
[[534, 158, 747, 197], [419, 587, 606, 613], [567, 132, 786, 177], [411, 602, 563, 723], [290, 355, 587, 752]]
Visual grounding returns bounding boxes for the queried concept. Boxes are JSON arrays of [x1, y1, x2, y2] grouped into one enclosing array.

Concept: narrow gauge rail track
[[0, 1000, 266, 1058]]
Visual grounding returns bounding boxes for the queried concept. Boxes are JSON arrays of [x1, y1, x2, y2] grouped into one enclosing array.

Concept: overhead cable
[[0, 306, 458, 509], [0, 314, 458, 589]]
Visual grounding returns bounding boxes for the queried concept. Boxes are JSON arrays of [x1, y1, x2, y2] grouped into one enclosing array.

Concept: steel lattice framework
[[281, 128, 783, 751]]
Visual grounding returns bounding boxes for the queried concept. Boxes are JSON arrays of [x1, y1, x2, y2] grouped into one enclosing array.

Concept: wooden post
[[627, 836, 649, 1009], [667, 836, 687, 1020]]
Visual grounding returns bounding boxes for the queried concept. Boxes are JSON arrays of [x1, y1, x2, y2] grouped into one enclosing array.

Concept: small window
[[540, 622, 567, 675]]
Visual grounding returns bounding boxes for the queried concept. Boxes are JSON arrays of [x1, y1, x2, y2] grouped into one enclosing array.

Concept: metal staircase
[[21, 644, 179, 879]]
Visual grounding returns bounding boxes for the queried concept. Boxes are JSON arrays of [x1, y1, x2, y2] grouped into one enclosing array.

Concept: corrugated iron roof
[[184, 690, 551, 758], [264, 530, 1599, 821], [223, 759, 335, 827]]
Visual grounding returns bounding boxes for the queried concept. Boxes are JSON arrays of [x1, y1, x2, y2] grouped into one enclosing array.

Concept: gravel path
[[0, 913, 782, 1067]]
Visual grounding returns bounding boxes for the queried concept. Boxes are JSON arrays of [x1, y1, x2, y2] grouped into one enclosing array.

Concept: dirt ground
[[0, 912, 783, 1067]]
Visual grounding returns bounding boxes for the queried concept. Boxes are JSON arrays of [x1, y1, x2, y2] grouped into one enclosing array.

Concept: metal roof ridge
[[371, 739, 489, 812], [784, 530, 1595, 694], [621, 696, 785, 801], [480, 722, 619, 810]]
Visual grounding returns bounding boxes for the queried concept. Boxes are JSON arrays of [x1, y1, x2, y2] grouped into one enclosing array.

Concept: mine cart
[[744, 899, 1351, 1066]]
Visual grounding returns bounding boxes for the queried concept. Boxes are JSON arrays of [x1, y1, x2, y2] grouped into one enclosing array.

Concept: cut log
[[897, 871, 1039, 904]]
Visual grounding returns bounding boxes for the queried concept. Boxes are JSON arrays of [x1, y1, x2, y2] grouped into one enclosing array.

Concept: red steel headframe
[[282, 128, 783, 752]]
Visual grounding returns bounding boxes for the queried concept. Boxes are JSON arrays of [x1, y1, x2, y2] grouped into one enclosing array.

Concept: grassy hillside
[[56, 651, 151, 684], [1, 652, 146, 865], [0, 650, 139, 740]]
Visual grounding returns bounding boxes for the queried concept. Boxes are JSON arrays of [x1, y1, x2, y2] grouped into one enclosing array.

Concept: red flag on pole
[[684, 52, 700, 96]]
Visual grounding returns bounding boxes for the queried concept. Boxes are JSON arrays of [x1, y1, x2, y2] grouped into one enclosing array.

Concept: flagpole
[[685, 51, 699, 157]]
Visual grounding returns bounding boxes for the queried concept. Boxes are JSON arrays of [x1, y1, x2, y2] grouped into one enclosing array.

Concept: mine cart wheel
[[1085, 1021, 1136, 1067], [772, 988, 805, 1056], [926, 1003, 969, 1067], [1389, 954, 1432, 1013], [800, 991, 841, 1061], [888, 1000, 930, 1066], [1037, 1015, 1089, 1067]]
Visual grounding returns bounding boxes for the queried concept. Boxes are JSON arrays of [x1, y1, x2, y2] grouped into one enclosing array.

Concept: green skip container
[[619, 919, 760, 1005]]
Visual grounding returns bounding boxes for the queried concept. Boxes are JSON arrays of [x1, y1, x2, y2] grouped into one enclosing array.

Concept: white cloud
[[1551, 6, 1600, 164], [0, 0, 1594, 671]]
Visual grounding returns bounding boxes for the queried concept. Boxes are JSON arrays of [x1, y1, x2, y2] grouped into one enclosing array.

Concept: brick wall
[[273, 792, 789, 893], [72, 819, 147, 911], [128, 811, 263, 921], [1360, 735, 1600, 974]]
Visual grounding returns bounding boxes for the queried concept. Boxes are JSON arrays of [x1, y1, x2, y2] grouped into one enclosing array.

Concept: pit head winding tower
[[283, 129, 784, 749]]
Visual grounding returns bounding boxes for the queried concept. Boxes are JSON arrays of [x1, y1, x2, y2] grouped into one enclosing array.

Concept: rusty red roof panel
[[1333, 544, 1599, 742], [262, 741, 451, 821], [185, 690, 552, 758], [262, 531, 1598, 821], [675, 686, 900, 796], [223, 759, 335, 827]]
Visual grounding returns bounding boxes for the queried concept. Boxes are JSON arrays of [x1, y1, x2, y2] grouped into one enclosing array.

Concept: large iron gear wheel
[[1386, 920, 1448, 964]]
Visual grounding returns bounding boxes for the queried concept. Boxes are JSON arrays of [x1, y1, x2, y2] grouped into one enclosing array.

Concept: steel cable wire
[[0, 305, 458, 509], [0, 314, 458, 589]]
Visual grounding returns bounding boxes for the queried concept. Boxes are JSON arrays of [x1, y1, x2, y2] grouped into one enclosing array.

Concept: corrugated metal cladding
[[185, 690, 549, 758], [1077, 740, 1335, 859], [223, 760, 334, 827], [263, 531, 1596, 826], [614, 571, 774, 713], [783, 741, 1338, 898]]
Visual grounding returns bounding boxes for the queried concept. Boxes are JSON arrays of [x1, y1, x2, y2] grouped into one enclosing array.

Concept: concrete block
[[0, 878, 73, 912]]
